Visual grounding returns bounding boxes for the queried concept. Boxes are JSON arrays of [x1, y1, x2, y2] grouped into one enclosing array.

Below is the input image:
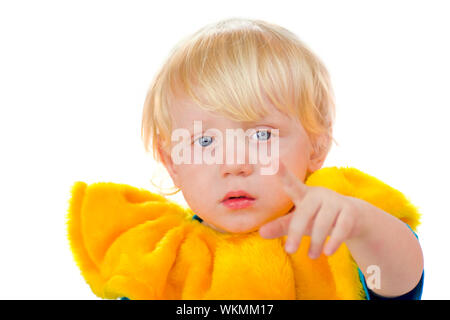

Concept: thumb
[[259, 213, 293, 239]]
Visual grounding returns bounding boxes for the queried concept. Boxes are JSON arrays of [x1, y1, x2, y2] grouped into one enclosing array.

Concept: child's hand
[[259, 161, 368, 259]]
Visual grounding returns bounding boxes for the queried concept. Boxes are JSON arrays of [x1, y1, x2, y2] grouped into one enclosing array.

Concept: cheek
[[278, 142, 309, 177], [177, 165, 214, 202], [258, 175, 292, 212], [257, 175, 293, 209]]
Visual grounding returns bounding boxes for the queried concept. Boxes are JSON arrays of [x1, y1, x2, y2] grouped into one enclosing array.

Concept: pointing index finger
[[278, 160, 308, 201]]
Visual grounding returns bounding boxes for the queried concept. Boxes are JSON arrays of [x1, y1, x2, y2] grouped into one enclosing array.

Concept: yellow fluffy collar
[[67, 166, 420, 300]]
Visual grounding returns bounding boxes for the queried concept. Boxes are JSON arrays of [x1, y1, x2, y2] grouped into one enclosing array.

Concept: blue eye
[[251, 129, 271, 141], [195, 136, 214, 147]]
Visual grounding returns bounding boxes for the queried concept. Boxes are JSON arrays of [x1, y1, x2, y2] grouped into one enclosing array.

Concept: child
[[67, 18, 424, 300]]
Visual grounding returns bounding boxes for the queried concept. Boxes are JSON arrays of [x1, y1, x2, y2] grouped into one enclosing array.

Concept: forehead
[[170, 98, 291, 129]]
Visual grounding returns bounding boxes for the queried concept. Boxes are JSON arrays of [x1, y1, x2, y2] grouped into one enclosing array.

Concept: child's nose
[[220, 161, 253, 177], [220, 132, 254, 177]]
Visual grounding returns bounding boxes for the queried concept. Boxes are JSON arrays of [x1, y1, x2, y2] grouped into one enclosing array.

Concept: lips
[[221, 190, 256, 210], [221, 190, 255, 202]]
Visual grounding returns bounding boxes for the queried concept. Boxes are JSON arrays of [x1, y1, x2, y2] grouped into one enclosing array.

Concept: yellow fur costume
[[66, 166, 421, 300]]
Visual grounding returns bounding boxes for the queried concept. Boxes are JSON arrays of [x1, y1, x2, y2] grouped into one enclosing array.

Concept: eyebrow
[[246, 119, 280, 125], [188, 118, 281, 131], [187, 120, 214, 132]]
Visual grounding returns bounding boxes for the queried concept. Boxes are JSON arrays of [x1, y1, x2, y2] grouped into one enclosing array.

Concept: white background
[[0, 0, 449, 299]]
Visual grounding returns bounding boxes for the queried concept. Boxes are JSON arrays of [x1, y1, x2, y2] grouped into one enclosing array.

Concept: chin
[[220, 222, 261, 234]]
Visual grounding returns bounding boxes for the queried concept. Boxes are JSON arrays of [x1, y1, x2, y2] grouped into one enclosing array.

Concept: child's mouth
[[222, 196, 256, 209]]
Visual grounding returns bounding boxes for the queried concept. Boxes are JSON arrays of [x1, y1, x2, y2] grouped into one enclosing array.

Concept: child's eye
[[194, 136, 214, 147], [250, 129, 272, 141]]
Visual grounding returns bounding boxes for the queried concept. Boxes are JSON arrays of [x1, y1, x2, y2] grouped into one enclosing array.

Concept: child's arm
[[343, 197, 424, 297], [258, 161, 424, 298], [356, 223, 424, 299]]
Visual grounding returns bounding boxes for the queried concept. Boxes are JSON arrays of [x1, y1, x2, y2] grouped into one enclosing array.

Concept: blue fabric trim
[[358, 267, 371, 300], [193, 214, 203, 223], [358, 222, 424, 300], [359, 269, 424, 300]]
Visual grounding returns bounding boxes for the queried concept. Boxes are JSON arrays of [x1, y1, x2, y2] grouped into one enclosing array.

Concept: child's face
[[160, 97, 326, 234]]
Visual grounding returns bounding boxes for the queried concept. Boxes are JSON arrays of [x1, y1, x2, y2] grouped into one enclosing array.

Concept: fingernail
[[285, 242, 297, 254]]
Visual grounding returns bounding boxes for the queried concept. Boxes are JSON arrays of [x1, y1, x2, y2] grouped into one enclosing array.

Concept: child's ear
[[307, 134, 329, 173], [157, 139, 181, 188]]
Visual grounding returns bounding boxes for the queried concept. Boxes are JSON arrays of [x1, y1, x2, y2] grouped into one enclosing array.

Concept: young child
[[67, 18, 424, 300]]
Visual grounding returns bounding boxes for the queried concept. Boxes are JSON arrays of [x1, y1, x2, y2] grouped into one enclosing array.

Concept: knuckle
[[344, 196, 360, 212], [314, 218, 330, 232], [338, 211, 354, 231], [308, 188, 323, 201], [287, 223, 303, 236], [313, 206, 335, 229], [287, 222, 307, 238]]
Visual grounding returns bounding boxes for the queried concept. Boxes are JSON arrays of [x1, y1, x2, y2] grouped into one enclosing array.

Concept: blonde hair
[[141, 17, 337, 194]]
